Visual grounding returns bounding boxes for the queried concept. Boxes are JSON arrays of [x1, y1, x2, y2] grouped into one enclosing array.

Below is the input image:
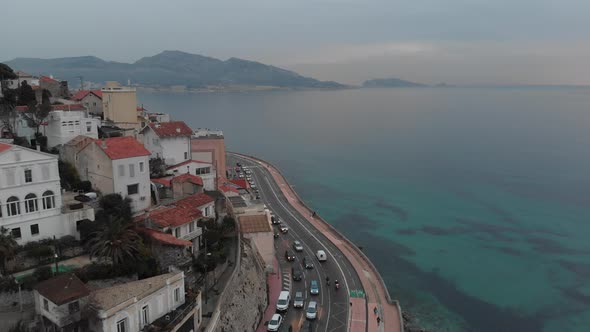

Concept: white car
[[267, 314, 282, 331], [316, 250, 327, 262], [306, 301, 318, 320]]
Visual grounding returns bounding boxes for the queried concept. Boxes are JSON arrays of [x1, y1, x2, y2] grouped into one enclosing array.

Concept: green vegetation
[[32, 266, 53, 282], [0, 227, 18, 275]]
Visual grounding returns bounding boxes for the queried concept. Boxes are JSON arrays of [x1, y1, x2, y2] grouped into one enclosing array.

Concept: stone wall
[[214, 239, 267, 332]]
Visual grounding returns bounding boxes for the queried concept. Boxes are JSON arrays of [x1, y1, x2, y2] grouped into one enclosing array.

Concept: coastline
[[136, 85, 356, 94], [230, 152, 404, 332]]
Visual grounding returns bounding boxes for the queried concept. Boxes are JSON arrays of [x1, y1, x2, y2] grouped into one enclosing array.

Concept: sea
[[137, 87, 590, 332]]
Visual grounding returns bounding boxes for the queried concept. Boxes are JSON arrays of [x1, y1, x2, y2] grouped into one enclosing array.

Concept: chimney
[[176, 128, 181, 133], [36, 145, 41, 151]]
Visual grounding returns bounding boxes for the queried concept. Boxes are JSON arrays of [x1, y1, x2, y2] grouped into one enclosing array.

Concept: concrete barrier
[[231, 152, 405, 332]]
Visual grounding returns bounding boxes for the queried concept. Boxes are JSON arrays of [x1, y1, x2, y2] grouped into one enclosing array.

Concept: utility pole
[[76, 76, 84, 91]]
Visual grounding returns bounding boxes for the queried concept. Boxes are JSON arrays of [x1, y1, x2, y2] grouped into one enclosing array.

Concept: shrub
[[33, 266, 53, 282], [19, 275, 37, 290], [0, 276, 18, 293], [25, 245, 54, 263]]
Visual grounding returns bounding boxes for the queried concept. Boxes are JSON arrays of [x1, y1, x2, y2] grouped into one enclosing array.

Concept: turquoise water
[[138, 87, 590, 331]]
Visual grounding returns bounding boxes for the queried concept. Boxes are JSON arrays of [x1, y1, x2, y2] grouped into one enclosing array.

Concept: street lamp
[[14, 279, 22, 312], [54, 253, 59, 276]]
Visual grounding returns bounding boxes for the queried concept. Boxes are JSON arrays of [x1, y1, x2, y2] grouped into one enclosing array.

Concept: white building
[[0, 143, 94, 244], [76, 136, 151, 213], [166, 159, 216, 191], [45, 109, 100, 148], [4, 70, 39, 89], [141, 121, 192, 166]]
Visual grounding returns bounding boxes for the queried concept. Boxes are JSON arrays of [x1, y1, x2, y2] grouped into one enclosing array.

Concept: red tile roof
[[0, 142, 12, 153], [40, 75, 58, 83], [151, 177, 171, 187], [35, 273, 90, 305], [136, 193, 213, 228], [137, 227, 192, 247], [166, 159, 212, 170], [171, 173, 203, 186], [179, 192, 215, 208], [219, 185, 240, 194], [94, 137, 150, 160], [148, 121, 192, 138], [72, 90, 102, 101], [230, 179, 248, 189]]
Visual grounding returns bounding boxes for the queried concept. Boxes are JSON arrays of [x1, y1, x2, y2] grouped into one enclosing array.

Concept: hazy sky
[[2, 0, 589, 85]]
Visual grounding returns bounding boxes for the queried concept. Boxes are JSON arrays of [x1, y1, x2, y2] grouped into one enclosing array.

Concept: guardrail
[[230, 152, 405, 332]]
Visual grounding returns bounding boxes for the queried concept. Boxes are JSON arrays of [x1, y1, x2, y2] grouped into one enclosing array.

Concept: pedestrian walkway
[[256, 257, 282, 332], [240, 154, 402, 332], [12, 254, 94, 279]]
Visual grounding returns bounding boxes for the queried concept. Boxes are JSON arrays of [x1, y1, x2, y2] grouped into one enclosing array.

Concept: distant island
[[4, 50, 347, 90], [362, 77, 428, 88]]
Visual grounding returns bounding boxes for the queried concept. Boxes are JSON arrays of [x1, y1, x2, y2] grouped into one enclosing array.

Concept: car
[[302, 257, 314, 269], [239, 174, 244, 178], [301, 320, 313, 332], [310, 280, 319, 295], [271, 216, 281, 225], [267, 313, 282, 331], [276, 291, 290, 312], [293, 291, 304, 308], [316, 250, 327, 262], [280, 225, 288, 233], [236, 162, 242, 167], [285, 250, 295, 262], [251, 184, 257, 189], [292, 267, 303, 281], [306, 301, 318, 319], [256, 195, 261, 200], [293, 240, 304, 252]]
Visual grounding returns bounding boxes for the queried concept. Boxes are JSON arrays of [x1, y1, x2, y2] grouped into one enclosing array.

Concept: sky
[[2, 0, 590, 85]]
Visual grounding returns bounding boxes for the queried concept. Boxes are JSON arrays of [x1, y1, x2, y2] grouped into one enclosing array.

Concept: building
[[102, 82, 138, 129], [71, 90, 103, 115], [45, 109, 100, 148], [191, 129, 227, 186], [76, 137, 151, 213], [239, 213, 275, 271], [40, 75, 69, 99], [34, 271, 202, 332], [141, 121, 192, 166], [3, 70, 39, 89], [0, 143, 94, 244], [147, 112, 170, 123], [166, 159, 216, 191], [34, 273, 91, 332]]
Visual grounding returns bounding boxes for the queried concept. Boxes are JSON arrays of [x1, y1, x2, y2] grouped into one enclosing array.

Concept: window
[[7, 196, 20, 216], [139, 162, 144, 172], [43, 298, 49, 311], [129, 164, 135, 178], [68, 300, 80, 314], [42, 191, 55, 209], [87, 125, 91, 132], [93, 102, 97, 106], [184, 152, 188, 160], [189, 221, 195, 233], [116, 318, 127, 332], [24, 169, 32, 183], [127, 184, 139, 195], [175, 228, 181, 238], [196, 167, 211, 175], [25, 193, 38, 213], [174, 288, 181, 302], [118, 165, 125, 177], [141, 305, 149, 326], [11, 227, 21, 239], [30, 224, 39, 236], [204, 206, 210, 217]]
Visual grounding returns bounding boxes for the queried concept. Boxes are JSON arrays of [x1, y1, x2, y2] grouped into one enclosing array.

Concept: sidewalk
[[12, 254, 94, 279], [241, 154, 402, 332], [256, 257, 282, 332]]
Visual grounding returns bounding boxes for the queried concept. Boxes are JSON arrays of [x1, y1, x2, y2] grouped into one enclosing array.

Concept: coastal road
[[229, 154, 366, 332]]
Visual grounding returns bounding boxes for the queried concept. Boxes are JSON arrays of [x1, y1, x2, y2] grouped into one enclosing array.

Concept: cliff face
[[216, 239, 267, 332]]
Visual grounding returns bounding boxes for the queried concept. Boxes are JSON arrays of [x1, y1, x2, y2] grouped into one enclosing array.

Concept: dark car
[[292, 267, 303, 281], [280, 225, 289, 233], [302, 256, 314, 269], [285, 250, 295, 262], [236, 162, 242, 167], [271, 215, 281, 225]]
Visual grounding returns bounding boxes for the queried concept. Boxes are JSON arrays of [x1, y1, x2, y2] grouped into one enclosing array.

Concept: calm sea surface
[[138, 87, 590, 332]]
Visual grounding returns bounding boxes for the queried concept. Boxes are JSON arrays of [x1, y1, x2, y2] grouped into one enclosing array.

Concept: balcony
[[181, 227, 203, 242]]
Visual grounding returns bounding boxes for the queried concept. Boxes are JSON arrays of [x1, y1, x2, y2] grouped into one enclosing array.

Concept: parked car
[[276, 291, 290, 312], [280, 225, 289, 233], [303, 257, 314, 269], [293, 291, 304, 308], [310, 280, 319, 295], [293, 240, 304, 252], [292, 267, 303, 281], [267, 313, 282, 331], [285, 250, 295, 262], [306, 301, 318, 319]]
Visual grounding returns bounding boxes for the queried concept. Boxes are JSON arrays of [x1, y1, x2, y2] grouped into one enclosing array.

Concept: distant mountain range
[[4, 51, 346, 89], [362, 77, 428, 88]]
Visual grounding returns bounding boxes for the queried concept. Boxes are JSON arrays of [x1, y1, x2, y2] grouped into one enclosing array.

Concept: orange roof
[[151, 178, 171, 187], [239, 214, 272, 233], [148, 121, 192, 137], [219, 185, 239, 194], [40, 75, 58, 83], [0, 142, 13, 153], [230, 179, 248, 189], [94, 137, 150, 160], [72, 90, 102, 101], [137, 227, 192, 247], [171, 173, 203, 186], [178, 192, 215, 208]]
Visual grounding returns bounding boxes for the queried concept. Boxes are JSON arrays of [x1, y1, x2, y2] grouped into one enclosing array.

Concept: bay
[[138, 87, 590, 332]]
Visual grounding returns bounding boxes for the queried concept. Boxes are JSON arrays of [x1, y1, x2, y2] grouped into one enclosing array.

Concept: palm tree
[[0, 227, 18, 275], [87, 217, 142, 265]]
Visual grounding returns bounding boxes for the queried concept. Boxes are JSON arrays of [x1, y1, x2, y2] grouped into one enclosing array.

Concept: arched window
[[25, 193, 38, 213], [7, 196, 20, 216], [42, 191, 55, 210]]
